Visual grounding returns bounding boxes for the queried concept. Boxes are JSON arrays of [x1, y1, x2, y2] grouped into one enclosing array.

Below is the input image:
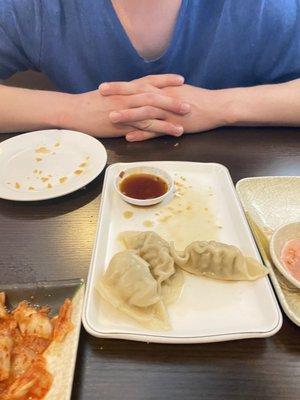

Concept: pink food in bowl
[[280, 238, 300, 281]]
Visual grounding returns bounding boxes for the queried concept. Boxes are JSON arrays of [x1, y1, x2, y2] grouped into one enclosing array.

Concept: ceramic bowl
[[270, 221, 300, 289], [114, 166, 174, 206]]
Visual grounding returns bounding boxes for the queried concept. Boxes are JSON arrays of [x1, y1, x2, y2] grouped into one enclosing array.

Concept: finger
[[109, 93, 191, 123], [139, 74, 184, 88], [128, 92, 190, 115], [109, 106, 166, 123], [126, 131, 164, 142], [130, 119, 184, 136], [98, 74, 184, 95], [99, 81, 161, 96]]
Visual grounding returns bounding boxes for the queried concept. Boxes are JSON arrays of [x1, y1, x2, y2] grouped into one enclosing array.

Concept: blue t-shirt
[[0, 0, 300, 93]]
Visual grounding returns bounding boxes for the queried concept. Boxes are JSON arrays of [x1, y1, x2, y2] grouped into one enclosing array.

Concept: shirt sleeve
[[0, 0, 42, 79], [254, 0, 300, 84]]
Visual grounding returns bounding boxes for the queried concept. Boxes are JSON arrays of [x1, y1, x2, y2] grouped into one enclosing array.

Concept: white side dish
[[270, 221, 300, 289], [0, 129, 107, 201], [83, 162, 282, 343], [237, 176, 300, 327]]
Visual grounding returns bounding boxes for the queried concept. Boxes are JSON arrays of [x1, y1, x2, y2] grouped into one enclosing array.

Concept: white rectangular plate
[[83, 162, 282, 343]]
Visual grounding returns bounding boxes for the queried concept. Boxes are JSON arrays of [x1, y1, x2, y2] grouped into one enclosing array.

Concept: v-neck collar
[[104, 0, 189, 65]]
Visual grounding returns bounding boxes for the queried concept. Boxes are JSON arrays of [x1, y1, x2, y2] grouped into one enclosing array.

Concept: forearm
[[223, 79, 300, 126], [90, 79, 300, 142], [0, 84, 74, 133]]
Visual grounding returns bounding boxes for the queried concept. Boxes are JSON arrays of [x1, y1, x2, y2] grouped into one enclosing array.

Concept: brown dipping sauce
[[119, 173, 168, 200]]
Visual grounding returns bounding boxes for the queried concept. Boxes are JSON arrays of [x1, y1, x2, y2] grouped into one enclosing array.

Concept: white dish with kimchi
[[0, 279, 84, 400]]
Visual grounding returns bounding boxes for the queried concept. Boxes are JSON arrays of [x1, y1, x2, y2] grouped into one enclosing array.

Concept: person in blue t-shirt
[[1, 0, 300, 141]]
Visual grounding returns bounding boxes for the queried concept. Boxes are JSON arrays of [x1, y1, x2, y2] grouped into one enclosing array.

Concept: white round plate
[[0, 130, 107, 201]]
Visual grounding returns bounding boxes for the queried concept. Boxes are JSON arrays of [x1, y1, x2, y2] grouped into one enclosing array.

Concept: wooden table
[[1, 127, 300, 400]]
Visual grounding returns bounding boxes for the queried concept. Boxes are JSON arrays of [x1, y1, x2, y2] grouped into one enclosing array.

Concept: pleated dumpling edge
[[95, 250, 170, 331], [170, 241, 268, 281]]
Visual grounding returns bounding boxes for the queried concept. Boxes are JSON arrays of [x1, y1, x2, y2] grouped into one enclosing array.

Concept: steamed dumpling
[[161, 267, 184, 305], [171, 241, 268, 281], [96, 250, 170, 330], [119, 231, 175, 285], [119, 231, 184, 304]]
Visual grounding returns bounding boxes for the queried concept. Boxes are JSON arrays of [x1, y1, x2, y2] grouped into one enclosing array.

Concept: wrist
[[46, 92, 78, 129], [213, 87, 244, 126], [190, 86, 242, 130], [214, 84, 285, 127]]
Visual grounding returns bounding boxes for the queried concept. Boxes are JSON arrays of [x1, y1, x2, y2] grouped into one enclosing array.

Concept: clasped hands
[[100, 74, 190, 142], [72, 74, 227, 141]]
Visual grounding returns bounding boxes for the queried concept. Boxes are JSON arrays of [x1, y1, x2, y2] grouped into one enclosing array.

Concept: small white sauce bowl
[[114, 166, 174, 206], [269, 221, 300, 289]]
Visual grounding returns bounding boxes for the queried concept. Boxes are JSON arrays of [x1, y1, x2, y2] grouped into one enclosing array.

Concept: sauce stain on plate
[[123, 211, 134, 219], [155, 178, 218, 249], [143, 220, 154, 228], [35, 146, 51, 154]]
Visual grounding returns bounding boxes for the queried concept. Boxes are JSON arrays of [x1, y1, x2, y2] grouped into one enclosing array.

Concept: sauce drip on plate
[[280, 238, 300, 281], [119, 173, 168, 200]]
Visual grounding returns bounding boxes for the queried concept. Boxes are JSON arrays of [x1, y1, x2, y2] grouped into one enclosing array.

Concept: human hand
[[98, 74, 191, 137], [106, 84, 230, 141], [99, 74, 186, 95], [61, 83, 190, 137]]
